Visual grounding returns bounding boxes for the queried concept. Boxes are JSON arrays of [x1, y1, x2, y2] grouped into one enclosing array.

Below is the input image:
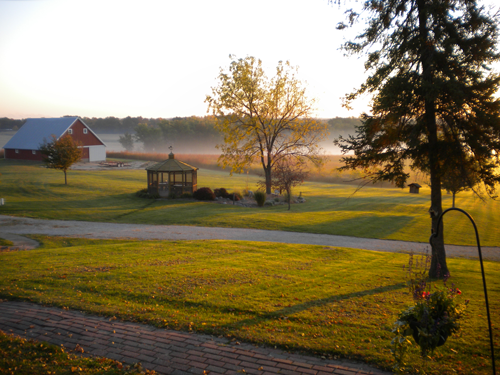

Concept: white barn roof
[[3, 117, 105, 150]]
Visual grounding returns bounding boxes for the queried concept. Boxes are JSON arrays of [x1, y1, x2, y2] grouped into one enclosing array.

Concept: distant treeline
[[80, 116, 361, 135], [130, 116, 221, 153], [81, 116, 159, 132], [1, 115, 361, 133], [86, 116, 362, 153], [0, 115, 361, 153], [326, 117, 362, 133], [0, 118, 26, 130]]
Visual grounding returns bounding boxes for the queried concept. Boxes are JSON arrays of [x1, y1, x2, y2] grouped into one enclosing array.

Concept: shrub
[[135, 188, 159, 199], [254, 190, 266, 207], [214, 188, 229, 198], [136, 188, 148, 197], [227, 192, 242, 201], [193, 187, 216, 201], [180, 192, 193, 199]]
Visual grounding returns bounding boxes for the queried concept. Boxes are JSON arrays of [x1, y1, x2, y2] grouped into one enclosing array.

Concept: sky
[[0, 0, 498, 120]]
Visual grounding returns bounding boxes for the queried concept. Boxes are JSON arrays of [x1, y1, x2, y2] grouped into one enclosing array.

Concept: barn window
[[15, 149, 19, 154], [83, 128, 88, 134], [32, 150, 36, 155], [68, 129, 73, 134]]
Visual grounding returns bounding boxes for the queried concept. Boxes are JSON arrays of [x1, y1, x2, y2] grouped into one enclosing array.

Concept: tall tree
[[334, 0, 500, 277], [39, 134, 83, 185], [206, 56, 328, 194]]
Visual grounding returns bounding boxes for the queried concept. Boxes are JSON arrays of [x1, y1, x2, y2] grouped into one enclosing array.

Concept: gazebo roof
[[146, 153, 198, 172]]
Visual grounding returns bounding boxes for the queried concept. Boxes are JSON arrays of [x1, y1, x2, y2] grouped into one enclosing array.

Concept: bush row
[[136, 187, 243, 202]]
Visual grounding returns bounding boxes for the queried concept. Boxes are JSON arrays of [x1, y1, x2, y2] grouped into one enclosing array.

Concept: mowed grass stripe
[[0, 237, 498, 374], [1, 159, 499, 246]]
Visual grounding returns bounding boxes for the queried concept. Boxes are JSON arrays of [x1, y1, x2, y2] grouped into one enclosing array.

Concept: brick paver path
[[0, 301, 390, 375]]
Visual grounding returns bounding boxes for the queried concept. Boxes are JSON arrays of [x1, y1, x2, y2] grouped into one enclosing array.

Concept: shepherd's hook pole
[[430, 207, 496, 375]]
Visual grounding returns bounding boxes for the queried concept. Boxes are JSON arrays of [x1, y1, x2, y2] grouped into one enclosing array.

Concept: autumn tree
[[271, 158, 309, 210], [39, 134, 83, 185], [334, 0, 500, 278], [206, 56, 328, 194]]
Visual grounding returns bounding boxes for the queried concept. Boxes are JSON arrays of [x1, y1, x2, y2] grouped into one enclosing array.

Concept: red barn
[[3, 117, 106, 162]]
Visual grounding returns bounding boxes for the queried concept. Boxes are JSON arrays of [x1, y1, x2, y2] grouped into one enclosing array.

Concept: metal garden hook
[[430, 207, 496, 375]]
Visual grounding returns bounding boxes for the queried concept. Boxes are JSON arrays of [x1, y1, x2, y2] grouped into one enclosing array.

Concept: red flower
[[456, 289, 462, 295]]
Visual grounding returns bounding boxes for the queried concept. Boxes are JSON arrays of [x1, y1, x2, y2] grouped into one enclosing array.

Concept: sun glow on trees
[[206, 56, 328, 194]]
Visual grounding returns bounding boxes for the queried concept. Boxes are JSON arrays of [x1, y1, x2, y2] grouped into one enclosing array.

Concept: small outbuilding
[[3, 117, 106, 162], [408, 183, 422, 194], [146, 152, 198, 197]]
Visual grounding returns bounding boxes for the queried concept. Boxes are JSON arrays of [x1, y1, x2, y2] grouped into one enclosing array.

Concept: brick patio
[[0, 301, 390, 375]]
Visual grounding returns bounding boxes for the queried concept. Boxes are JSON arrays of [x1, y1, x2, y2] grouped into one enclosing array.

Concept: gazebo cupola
[[146, 150, 198, 197]]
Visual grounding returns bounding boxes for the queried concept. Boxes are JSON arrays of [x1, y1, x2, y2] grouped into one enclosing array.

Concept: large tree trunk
[[64, 170, 68, 185], [261, 150, 273, 194], [417, 0, 449, 278], [264, 167, 272, 194], [287, 188, 291, 210], [428, 162, 449, 278], [425, 86, 448, 278]]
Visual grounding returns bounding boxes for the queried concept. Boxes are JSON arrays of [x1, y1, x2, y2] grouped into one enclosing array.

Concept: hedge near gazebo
[[146, 152, 198, 197]]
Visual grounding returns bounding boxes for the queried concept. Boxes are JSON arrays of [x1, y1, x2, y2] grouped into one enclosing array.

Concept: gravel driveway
[[1, 215, 498, 261]]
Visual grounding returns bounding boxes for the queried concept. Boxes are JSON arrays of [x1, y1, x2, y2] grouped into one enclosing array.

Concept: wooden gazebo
[[146, 152, 198, 197]]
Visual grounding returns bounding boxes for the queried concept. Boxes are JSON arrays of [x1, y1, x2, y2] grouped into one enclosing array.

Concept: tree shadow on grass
[[322, 194, 430, 210], [220, 282, 407, 330], [284, 215, 416, 238], [145, 282, 407, 331]]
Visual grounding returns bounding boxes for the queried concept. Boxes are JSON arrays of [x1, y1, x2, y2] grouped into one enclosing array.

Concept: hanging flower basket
[[391, 287, 468, 370], [410, 321, 448, 348]]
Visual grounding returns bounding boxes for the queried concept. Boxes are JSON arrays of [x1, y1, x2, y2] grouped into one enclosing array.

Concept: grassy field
[[0, 330, 154, 374], [0, 236, 498, 374], [0, 159, 499, 247], [0, 238, 14, 247]]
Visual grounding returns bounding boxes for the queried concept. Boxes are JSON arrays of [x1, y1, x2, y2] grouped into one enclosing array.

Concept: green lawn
[[0, 330, 152, 374], [0, 238, 14, 247], [0, 159, 499, 247], [0, 237, 498, 374]]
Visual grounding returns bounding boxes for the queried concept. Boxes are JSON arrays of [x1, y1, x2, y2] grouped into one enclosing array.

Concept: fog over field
[[0, 130, 15, 150], [1, 131, 346, 155]]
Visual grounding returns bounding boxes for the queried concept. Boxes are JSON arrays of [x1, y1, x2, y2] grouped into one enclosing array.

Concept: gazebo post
[[167, 171, 171, 196]]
